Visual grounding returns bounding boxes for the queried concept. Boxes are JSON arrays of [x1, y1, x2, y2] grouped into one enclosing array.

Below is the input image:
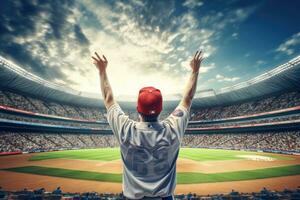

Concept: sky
[[0, 0, 299, 99]]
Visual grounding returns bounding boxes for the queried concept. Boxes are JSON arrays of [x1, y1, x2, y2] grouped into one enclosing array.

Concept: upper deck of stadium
[[0, 55, 299, 109]]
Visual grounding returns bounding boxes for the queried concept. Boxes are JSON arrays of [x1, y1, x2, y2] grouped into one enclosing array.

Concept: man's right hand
[[190, 50, 204, 73], [180, 50, 204, 110], [92, 52, 108, 74]]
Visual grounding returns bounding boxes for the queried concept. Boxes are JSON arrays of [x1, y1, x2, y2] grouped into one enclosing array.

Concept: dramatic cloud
[[1, 0, 298, 98], [276, 32, 300, 56], [215, 74, 240, 82], [0, 0, 90, 85], [183, 0, 203, 9]]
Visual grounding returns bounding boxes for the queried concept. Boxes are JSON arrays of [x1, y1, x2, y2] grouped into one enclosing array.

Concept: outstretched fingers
[[196, 50, 203, 61], [91, 56, 98, 62], [193, 50, 203, 62], [103, 55, 107, 62], [194, 50, 199, 59], [95, 52, 102, 61], [93, 52, 108, 63]]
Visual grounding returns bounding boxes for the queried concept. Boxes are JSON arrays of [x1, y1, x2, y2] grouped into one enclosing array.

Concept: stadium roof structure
[[0, 55, 300, 109]]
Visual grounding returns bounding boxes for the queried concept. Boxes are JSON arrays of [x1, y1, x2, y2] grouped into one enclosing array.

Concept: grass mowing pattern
[[29, 148, 291, 161], [5, 165, 300, 184], [30, 148, 121, 161], [5, 166, 121, 183], [177, 165, 300, 184], [179, 148, 293, 161]]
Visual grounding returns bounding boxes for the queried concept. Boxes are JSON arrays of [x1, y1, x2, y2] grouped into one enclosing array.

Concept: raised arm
[[179, 50, 204, 110], [92, 52, 115, 110]]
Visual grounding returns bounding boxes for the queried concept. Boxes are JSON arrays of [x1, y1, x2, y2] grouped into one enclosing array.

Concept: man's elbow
[[180, 98, 192, 110], [104, 94, 115, 109]]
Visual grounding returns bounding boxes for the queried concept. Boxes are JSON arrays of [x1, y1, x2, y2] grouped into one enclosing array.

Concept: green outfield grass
[[30, 148, 121, 161], [5, 165, 300, 184], [29, 148, 292, 161], [178, 148, 292, 161]]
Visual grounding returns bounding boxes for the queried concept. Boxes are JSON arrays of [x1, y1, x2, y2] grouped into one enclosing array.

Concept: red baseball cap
[[137, 86, 163, 116]]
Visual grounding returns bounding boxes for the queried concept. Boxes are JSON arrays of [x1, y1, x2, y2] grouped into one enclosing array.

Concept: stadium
[[1, 1, 300, 199], [1, 53, 300, 199]]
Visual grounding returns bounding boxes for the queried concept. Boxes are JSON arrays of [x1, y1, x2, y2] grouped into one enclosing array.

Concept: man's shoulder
[[107, 103, 121, 113]]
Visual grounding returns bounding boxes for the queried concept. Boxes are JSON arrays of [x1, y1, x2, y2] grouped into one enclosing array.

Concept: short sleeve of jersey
[[163, 105, 190, 141], [107, 103, 132, 144]]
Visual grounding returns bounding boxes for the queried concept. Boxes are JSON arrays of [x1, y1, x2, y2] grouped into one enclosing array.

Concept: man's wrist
[[99, 70, 106, 76], [192, 70, 199, 74]]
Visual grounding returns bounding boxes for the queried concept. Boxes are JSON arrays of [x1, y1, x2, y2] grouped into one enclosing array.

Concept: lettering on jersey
[[172, 109, 184, 117]]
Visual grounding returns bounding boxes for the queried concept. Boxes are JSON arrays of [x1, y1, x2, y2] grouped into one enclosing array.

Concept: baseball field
[[1, 148, 299, 194]]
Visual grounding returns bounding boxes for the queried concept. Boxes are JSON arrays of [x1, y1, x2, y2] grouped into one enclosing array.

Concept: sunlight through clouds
[[1, 0, 297, 99]]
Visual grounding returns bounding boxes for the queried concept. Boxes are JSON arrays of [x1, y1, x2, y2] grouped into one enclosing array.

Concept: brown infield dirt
[[0, 153, 300, 194]]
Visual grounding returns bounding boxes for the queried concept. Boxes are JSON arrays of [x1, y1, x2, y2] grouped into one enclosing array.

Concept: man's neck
[[140, 119, 158, 123]]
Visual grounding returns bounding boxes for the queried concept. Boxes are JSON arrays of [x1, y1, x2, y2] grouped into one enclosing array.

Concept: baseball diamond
[[1, 148, 299, 194], [1, 1, 300, 199]]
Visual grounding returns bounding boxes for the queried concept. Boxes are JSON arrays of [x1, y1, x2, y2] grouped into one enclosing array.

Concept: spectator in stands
[[0, 130, 299, 153], [34, 188, 45, 195], [0, 187, 5, 199], [1, 84, 300, 121], [1, 187, 300, 199], [52, 187, 62, 195]]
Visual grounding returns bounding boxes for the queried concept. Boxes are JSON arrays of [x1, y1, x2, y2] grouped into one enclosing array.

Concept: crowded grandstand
[[1, 186, 300, 200], [0, 55, 300, 155]]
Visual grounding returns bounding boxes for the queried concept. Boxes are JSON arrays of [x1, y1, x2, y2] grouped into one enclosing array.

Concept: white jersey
[[107, 103, 190, 199]]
